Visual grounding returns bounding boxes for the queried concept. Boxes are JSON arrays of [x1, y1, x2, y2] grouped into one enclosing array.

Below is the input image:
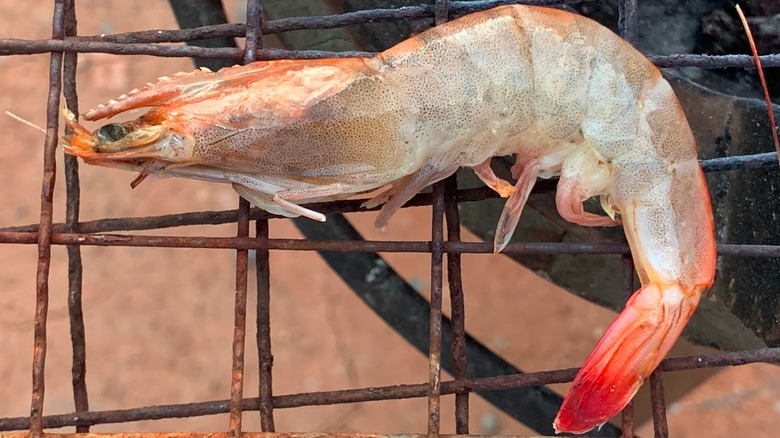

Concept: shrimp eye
[[96, 123, 129, 143]]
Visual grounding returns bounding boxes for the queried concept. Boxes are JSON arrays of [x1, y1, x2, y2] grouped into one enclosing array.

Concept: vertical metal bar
[[444, 176, 468, 434], [428, 5, 449, 435], [242, 0, 275, 430], [618, 0, 638, 44], [62, 0, 89, 433], [244, 0, 262, 63], [62, 0, 89, 432], [621, 396, 634, 438], [230, 0, 268, 432], [620, 254, 635, 438], [229, 198, 250, 437], [428, 181, 445, 437], [434, 0, 449, 26], [30, 1, 65, 436], [228, 2, 264, 435], [649, 369, 669, 438], [618, 2, 640, 436], [255, 219, 275, 431]]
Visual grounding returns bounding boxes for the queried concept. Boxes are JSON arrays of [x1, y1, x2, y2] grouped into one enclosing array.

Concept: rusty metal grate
[[0, 0, 779, 437]]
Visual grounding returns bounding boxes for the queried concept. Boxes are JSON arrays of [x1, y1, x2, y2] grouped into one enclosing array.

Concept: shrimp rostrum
[[62, 4, 716, 434]]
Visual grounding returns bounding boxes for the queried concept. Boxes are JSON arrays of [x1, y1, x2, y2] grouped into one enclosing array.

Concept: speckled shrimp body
[[62, 5, 715, 434]]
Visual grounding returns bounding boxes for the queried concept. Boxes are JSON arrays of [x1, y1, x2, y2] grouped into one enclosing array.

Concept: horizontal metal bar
[[700, 152, 778, 172], [2, 1, 595, 52], [0, 151, 776, 236], [0, 187, 510, 234], [650, 53, 780, 69], [67, 0, 587, 45], [10, 3, 780, 70], [716, 244, 780, 257], [0, 230, 777, 257], [3, 36, 779, 68], [0, 39, 372, 59], [1, 347, 777, 431], [660, 347, 780, 372], [0, 0, 778, 69], [75, 22, 246, 45]]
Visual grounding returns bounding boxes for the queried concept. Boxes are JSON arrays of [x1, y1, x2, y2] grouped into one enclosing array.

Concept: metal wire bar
[[229, 22, 252, 418], [700, 152, 778, 172], [617, 7, 639, 434], [168, 0, 234, 72], [228, 196, 250, 437], [61, 0, 89, 433], [445, 175, 469, 434], [61, 0, 568, 45], [2, 346, 778, 431], [428, 180, 446, 435], [3, 36, 780, 69], [0, 38, 241, 57], [620, 254, 635, 438], [649, 370, 669, 438], [0, 0, 769, 63], [255, 219, 275, 431], [244, 0, 264, 62], [0, 186, 542, 234], [650, 54, 780, 69], [426, 4, 450, 433], [243, 0, 276, 432], [70, 23, 247, 44], [659, 347, 780, 371], [226, 3, 265, 430], [2, 147, 777, 236], [1, 231, 778, 258], [621, 392, 634, 438], [228, 5, 258, 438], [618, 0, 638, 45], [0, 1, 590, 51], [1, 0, 779, 68], [29, 1, 65, 436], [435, 0, 450, 25], [228, 2, 267, 433], [125, 0, 594, 39]]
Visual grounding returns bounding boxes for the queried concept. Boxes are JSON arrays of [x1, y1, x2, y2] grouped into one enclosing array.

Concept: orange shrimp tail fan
[[553, 282, 703, 434]]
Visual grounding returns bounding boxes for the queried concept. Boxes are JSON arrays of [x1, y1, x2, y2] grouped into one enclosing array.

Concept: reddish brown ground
[[1, 1, 779, 436]]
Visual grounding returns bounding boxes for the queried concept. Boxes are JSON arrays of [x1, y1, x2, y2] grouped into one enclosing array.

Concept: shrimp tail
[[553, 282, 704, 434]]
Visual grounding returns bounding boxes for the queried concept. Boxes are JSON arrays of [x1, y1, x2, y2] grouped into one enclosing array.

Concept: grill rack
[[0, 0, 779, 437]]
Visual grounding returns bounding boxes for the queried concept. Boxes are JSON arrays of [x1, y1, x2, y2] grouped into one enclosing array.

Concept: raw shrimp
[[61, 4, 716, 434]]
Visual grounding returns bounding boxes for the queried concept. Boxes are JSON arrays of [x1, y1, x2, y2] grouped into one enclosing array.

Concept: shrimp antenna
[[5, 111, 46, 134], [735, 4, 780, 166]]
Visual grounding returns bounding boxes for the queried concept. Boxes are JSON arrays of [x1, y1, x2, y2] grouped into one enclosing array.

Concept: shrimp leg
[[473, 159, 516, 198], [232, 183, 301, 219], [556, 176, 620, 227], [373, 163, 460, 229], [494, 159, 540, 253], [231, 172, 397, 221]]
